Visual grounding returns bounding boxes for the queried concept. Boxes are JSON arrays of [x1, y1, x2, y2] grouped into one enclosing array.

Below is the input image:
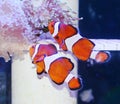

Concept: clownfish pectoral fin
[[95, 51, 110, 63], [36, 61, 45, 74], [36, 65, 44, 75]]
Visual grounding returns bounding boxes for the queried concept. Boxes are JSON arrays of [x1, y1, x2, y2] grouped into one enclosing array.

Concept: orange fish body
[[48, 21, 109, 63], [29, 43, 82, 90]]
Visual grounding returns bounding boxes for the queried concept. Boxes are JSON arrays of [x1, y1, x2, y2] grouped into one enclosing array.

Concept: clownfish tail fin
[[90, 51, 110, 63], [95, 51, 110, 63], [65, 74, 82, 90]]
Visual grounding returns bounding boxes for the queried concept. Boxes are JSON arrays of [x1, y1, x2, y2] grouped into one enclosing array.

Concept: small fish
[[29, 43, 82, 90], [48, 21, 109, 63]]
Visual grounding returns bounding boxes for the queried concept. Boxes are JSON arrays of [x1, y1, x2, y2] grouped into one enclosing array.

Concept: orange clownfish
[[48, 21, 109, 63], [29, 43, 82, 90]]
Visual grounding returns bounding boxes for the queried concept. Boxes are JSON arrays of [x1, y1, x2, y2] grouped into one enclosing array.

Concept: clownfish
[[48, 21, 109, 63], [29, 42, 82, 90]]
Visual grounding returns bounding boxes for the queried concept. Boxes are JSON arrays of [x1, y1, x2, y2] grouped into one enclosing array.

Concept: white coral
[[0, 0, 31, 61], [0, 0, 78, 60]]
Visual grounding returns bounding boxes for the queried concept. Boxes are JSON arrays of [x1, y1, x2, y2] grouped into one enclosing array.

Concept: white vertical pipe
[[91, 39, 120, 51], [12, 40, 78, 104]]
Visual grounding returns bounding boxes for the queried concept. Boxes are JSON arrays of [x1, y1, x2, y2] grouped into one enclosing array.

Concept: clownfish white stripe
[[44, 51, 75, 73], [64, 73, 74, 83], [90, 50, 99, 59], [44, 52, 65, 73], [32, 44, 40, 60], [52, 22, 60, 37], [65, 33, 83, 52]]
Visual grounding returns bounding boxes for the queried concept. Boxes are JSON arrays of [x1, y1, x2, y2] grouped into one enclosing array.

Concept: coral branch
[[0, 0, 78, 60]]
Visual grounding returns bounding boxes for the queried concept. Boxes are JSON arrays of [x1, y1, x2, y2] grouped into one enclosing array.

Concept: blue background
[[78, 0, 120, 104], [79, 0, 120, 39], [0, 57, 11, 104]]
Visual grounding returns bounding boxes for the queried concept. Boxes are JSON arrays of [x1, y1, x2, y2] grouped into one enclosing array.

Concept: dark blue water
[[0, 57, 11, 104], [79, 0, 120, 39], [77, 51, 120, 104], [78, 1, 120, 103]]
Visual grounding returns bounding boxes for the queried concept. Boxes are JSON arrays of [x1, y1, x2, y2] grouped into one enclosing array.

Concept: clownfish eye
[[49, 21, 54, 27], [55, 35, 59, 39], [32, 46, 35, 48]]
